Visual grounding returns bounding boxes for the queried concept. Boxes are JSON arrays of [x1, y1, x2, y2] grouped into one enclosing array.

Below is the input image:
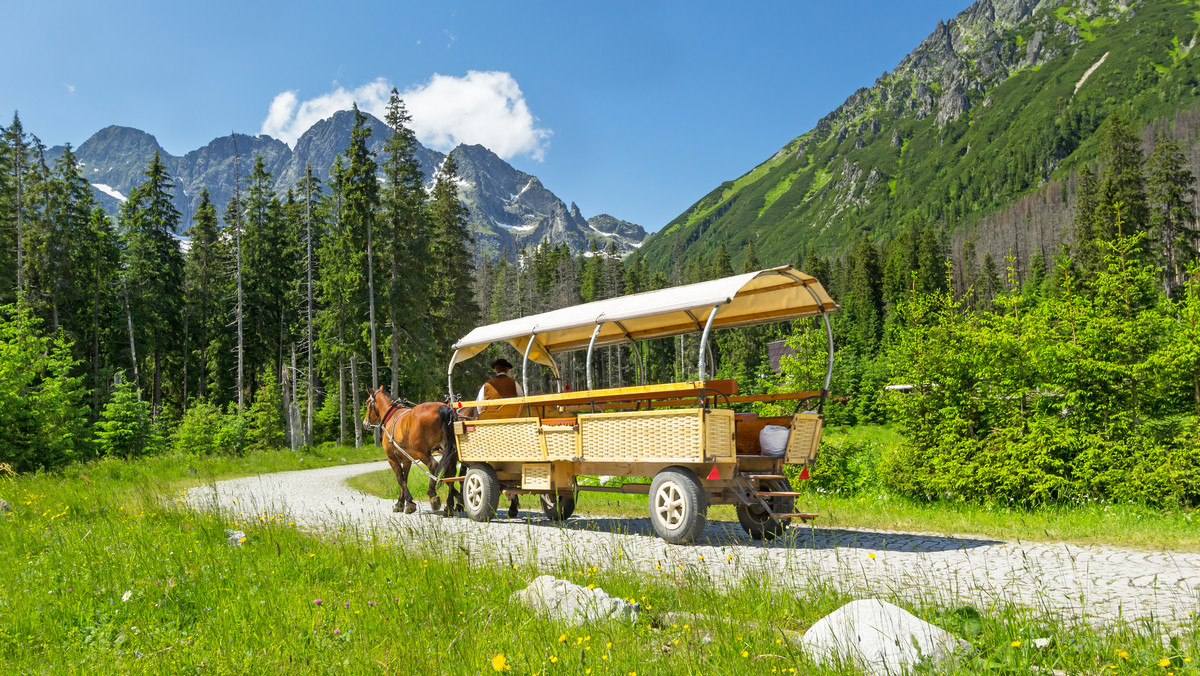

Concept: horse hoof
[[508, 504, 519, 519], [430, 496, 442, 512], [442, 507, 453, 518], [393, 504, 402, 513], [404, 503, 417, 515]]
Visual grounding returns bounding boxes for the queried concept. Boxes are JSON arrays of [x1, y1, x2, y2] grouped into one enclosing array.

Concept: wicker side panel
[[704, 409, 735, 460], [522, 463, 552, 490], [578, 410, 703, 462], [784, 413, 824, 464], [457, 418, 543, 462], [542, 426, 578, 461]]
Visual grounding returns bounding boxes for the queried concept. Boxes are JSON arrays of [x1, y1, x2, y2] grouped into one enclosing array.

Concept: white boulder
[[511, 575, 639, 627], [800, 599, 969, 675]]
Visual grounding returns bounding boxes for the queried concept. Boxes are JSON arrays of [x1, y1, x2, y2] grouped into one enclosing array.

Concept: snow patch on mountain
[[92, 183, 127, 202]]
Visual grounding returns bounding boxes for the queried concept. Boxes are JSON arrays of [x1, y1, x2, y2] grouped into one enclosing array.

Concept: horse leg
[[446, 461, 467, 516], [401, 461, 417, 514], [386, 454, 406, 513], [426, 456, 442, 513], [508, 494, 520, 519]]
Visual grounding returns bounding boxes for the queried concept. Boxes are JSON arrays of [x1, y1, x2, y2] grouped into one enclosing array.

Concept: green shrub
[[248, 370, 285, 452], [95, 376, 154, 459], [804, 439, 880, 495], [0, 304, 87, 472], [313, 388, 341, 444], [216, 403, 250, 455], [174, 400, 224, 455]]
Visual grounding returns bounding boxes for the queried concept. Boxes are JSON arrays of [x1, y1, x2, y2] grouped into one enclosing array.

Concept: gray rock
[[225, 529, 246, 547], [510, 575, 639, 627], [0, 498, 9, 514], [799, 599, 969, 675], [1032, 637, 1052, 649]]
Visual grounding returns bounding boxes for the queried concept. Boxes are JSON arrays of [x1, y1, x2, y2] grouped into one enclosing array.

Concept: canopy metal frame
[[445, 266, 838, 402]]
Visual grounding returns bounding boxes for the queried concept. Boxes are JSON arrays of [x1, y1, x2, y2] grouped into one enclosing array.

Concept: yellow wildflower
[[491, 653, 508, 672], [1011, 640, 1021, 647]]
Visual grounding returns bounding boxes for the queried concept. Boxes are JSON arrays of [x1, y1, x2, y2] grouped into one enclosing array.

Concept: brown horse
[[362, 388, 464, 516]]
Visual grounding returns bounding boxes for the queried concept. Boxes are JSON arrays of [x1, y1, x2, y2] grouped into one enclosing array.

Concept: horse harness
[[364, 391, 440, 483]]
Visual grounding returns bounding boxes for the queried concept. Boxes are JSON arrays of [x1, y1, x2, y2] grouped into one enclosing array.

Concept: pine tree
[[379, 91, 431, 397], [742, 238, 760, 272], [119, 152, 184, 418], [317, 158, 365, 448], [1146, 132, 1198, 295], [185, 189, 224, 401], [1095, 113, 1149, 240], [2, 113, 32, 304], [712, 243, 734, 278], [1071, 164, 1102, 277], [224, 142, 246, 409], [299, 163, 322, 445], [241, 155, 292, 396], [428, 151, 478, 379], [845, 233, 885, 354], [96, 374, 153, 459], [77, 205, 120, 418]]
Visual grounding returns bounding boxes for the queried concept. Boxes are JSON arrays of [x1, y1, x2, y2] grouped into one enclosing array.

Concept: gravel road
[[184, 461, 1200, 627]]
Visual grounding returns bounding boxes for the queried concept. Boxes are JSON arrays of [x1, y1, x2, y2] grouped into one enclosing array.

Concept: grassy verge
[[1, 449, 1196, 674], [350, 425, 1200, 552]]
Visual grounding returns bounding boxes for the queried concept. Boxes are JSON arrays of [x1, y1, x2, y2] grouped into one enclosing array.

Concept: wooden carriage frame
[[444, 265, 838, 544]]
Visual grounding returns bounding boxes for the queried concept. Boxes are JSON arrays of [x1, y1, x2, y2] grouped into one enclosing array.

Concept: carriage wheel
[[648, 467, 707, 545], [463, 464, 500, 522], [541, 493, 576, 522], [736, 479, 793, 541]]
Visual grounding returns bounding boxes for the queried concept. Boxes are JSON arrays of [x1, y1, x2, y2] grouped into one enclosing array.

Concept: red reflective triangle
[[799, 466, 810, 480], [706, 465, 721, 480]]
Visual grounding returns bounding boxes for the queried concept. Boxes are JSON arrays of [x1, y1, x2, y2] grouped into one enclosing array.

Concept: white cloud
[[259, 72, 551, 161], [63, 83, 75, 94]]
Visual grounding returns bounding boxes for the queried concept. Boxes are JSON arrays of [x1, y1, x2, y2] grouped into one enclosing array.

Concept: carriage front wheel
[[463, 464, 500, 522], [648, 467, 707, 545]]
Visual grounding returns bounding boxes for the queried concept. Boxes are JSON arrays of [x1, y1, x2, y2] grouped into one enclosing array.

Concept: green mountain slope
[[638, 0, 1200, 271]]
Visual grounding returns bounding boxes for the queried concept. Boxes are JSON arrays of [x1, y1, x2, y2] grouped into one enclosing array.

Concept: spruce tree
[[1146, 132, 1198, 295], [1071, 164, 1102, 276], [2, 113, 32, 304], [185, 189, 224, 401], [428, 152, 478, 376], [379, 91, 431, 397], [119, 152, 184, 418], [845, 233, 884, 354], [1095, 113, 1149, 240]]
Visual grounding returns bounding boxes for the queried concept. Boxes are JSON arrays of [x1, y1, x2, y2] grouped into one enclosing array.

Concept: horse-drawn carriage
[[443, 265, 838, 544]]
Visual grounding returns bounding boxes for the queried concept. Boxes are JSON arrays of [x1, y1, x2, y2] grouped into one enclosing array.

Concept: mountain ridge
[[636, 0, 1196, 273], [53, 112, 646, 256]]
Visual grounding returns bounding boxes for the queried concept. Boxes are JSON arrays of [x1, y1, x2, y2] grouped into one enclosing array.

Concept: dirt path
[[184, 461, 1200, 627]]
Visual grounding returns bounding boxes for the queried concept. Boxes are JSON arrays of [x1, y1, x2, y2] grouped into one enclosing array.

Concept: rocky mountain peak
[[55, 112, 646, 257]]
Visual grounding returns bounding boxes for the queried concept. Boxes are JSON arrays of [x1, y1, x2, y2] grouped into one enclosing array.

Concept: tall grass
[[1, 448, 1196, 674]]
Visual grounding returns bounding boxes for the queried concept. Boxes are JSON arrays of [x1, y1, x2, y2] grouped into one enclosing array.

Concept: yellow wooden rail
[[456, 379, 739, 410]]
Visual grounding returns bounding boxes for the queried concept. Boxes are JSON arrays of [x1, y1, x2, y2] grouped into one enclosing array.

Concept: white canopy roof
[[450, 265, 837, 373]]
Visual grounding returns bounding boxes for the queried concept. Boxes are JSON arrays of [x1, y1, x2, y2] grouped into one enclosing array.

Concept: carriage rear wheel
[[541, 493, 576, 521], [648, 467, 707, 545], [463, 464, 500, 522], [736, 479, 794, 541]]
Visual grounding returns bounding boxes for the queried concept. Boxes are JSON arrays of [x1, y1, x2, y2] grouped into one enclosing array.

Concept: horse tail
[[438, 404, 458, 464]]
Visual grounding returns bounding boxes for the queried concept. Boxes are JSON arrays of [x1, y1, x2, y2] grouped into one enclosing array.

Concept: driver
[[477, 358, 524, 401]]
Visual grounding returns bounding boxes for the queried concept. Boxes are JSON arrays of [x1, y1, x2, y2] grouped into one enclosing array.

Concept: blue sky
[[2, 0, 970, 232]]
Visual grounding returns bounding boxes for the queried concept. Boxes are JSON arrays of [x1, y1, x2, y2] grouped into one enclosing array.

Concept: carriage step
[[438, 476, 465, 483], [745, 474, 788, 480], [770, 512, 819, 520], [755, 491, 803, 497]]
